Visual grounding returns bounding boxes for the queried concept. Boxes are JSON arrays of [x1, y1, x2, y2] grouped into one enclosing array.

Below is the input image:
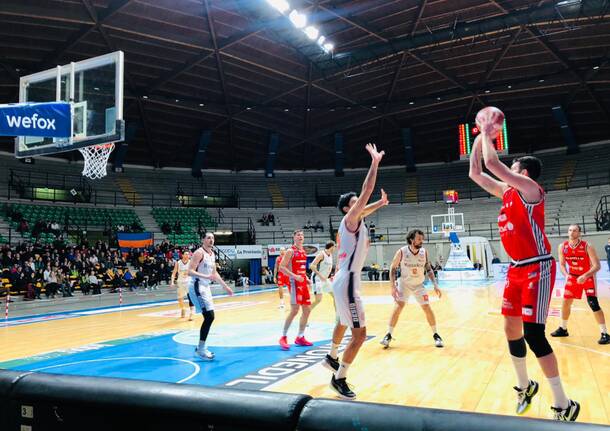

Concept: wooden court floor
[[1, 282, 608, 425]]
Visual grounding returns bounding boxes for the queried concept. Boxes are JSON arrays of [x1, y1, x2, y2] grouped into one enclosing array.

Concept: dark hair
[[337, 192, 357, 214], [512, 156, 542, 180], [406, 229, 425, 244], [325, 241, 335, 249], [569, 224, 582, 232]]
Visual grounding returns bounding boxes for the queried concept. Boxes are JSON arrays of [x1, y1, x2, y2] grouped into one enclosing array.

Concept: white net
[[78, 143, 115, 180]]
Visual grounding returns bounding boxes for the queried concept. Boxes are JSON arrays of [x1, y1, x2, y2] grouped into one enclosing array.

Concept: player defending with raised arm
[[469, 109, 579, 421], [323, 143, 389, 400]]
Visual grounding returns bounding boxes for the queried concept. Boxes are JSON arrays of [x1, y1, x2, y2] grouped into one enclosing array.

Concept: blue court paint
[[3, 321, 337, 388]]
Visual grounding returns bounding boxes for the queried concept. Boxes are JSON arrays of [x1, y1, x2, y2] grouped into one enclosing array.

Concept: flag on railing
[[117, 232, 153, 252]]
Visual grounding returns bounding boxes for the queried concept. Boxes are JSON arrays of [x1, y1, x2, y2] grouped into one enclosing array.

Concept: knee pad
[[508, 337, 526, 358], [523, 322, 553, 358], [203, 310, 215, 323], [587, 296, 601, 312]]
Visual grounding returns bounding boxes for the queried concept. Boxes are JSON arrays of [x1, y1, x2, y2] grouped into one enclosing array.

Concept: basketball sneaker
[[433, 333, 444, 348], [330, 375, 356, 400], [196, 348, 215, 360], [295, 336, 313, 346], [279, 336, 290, 350], [598, 332, 610, 345], [322, 354, 339, 372], [514, 380, 539, 415], [551, 400, 580, 421], [380, 333, 392, 349], [550, 327, 569, 337]]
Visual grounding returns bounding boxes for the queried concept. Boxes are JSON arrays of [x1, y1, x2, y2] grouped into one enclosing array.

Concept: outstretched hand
[[366, 143, 385, 164], [380, 188, 389, 206]]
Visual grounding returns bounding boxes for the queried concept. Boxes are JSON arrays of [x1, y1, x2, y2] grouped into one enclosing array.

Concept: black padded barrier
[[2, 370, 609, 431], [1, 370, 310, 431], [296, 399, 610, 431]]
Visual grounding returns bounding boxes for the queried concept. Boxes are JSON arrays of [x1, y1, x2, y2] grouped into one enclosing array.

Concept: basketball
[[475, 106, 505, 134]]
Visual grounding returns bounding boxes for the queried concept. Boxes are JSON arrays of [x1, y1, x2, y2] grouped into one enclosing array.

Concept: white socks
[[548, 376, 569, 409], [431, 325, 437, 335], [510, 355, 529, 390], [600, 323, 608, 334], [298, 331, 304, 337], [561, 320, 568, 330], [198, 340, 206, 351], [387, 326, 394, 336], [335, 361, 351, 380]]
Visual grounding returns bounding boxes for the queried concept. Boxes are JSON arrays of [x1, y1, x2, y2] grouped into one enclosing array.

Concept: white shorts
[[176, 280, 188, 299], [187, 278, 214, 313], [397, 282, 429, 305], [312, 274, 332, 295], [332, 270, 365, 328]]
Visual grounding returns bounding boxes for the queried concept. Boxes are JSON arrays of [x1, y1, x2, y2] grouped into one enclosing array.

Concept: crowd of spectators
[[258, 213, 275, 226]]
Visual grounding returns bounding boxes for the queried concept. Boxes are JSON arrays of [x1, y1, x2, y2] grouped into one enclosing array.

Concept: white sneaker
[[433, 333, 444, 348], [196, 348, 215, 360]]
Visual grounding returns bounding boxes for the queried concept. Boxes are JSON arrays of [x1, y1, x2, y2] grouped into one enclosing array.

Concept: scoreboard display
[[458, 119, 509, 160], [443, 190, 459, 204]]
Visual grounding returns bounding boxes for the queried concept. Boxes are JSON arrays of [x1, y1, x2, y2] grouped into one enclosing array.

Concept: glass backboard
[[15, 51, 124, 158]]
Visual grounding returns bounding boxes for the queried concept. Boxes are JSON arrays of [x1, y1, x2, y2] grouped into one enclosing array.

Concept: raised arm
[[468, 134, 506, 198], [480, 129, 540, 203], [345, 144, 385, 230], [361, 189, 389, 218]]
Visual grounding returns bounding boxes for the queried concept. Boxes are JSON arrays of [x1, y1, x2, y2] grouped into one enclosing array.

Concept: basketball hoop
[[79, 143, 115, 180]]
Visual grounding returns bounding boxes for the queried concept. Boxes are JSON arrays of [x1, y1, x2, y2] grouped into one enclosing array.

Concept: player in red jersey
[[273, 247, 287, 309], [469, 112, 579, 421], [278, 229, 313, 350], [551, 224, 609, 344]]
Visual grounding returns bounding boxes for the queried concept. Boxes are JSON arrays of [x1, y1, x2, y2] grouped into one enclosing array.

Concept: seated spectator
[[161, 222, 171, 235], [45, 269, 60, 298], [17, 219, 29, 233], [304, 220, 313, 230], [124, 268, 136, 291], [315, 220, 324, 232], [88, 271, 101, 295], [268, 213, 275, 226], [261, 214, 268, 226]]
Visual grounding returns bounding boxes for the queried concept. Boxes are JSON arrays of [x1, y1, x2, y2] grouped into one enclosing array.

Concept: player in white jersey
[[309, 241, 336, 311], [170, 250, 195, 320], [380, 229, 444, 349], [323, 143, 388, 400], [188, 233, 233, 360]]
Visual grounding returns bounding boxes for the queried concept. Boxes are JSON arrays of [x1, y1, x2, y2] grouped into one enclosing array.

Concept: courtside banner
[[0, 102, 71, 137]]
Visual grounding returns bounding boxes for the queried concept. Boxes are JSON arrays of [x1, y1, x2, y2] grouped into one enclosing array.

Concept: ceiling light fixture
[[304, 26, 319, 40], [289, 10, 307, 28], [266, 0, 290, 14]]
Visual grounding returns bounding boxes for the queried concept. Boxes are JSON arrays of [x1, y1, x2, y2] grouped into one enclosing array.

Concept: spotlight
[[266, 0, 290, 14], [317, 36, 326, 45], [304, 26, 319, 40], [322, 42, 334, 52], [289, 10, 307, 28]]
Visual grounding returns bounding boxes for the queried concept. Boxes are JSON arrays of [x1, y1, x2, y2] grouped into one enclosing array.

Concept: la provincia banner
[[267, 244, 321, 257], [217, 245, 262, 259], [0, 102, 71, 137]]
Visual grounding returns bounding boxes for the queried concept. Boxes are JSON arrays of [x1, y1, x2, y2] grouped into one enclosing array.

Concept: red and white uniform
[[286, 245, 311, 306], [499, 186, 555, 324], [562, 240, 596, 299], [276, 255, 288, 287]]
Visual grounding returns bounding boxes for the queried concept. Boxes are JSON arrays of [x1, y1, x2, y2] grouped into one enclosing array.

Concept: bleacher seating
[[152, 207, 217, 245], [2, 203, 143, 241]]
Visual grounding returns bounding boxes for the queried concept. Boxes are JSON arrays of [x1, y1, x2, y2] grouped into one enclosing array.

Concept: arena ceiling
[[0, 0, 609, 171]]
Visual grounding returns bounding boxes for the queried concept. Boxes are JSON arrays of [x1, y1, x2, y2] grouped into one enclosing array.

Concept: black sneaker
[[598, 333, 610, 345], [514, 380, 539, 415], [433, 333, 444, 348], [550, 327, 569, 337], [552, 400, 580, 421], [380, 333, 392, 349], [330, 375, 356, 400], [322, 354, 339, 372]]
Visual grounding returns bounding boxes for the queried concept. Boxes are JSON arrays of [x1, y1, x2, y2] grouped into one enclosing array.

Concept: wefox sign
[[0, 102, 71, 138]]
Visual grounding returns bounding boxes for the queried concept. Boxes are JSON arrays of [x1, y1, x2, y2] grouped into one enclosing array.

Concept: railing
[[595, 195, 610, 231], [7, 168, 610, 210]]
